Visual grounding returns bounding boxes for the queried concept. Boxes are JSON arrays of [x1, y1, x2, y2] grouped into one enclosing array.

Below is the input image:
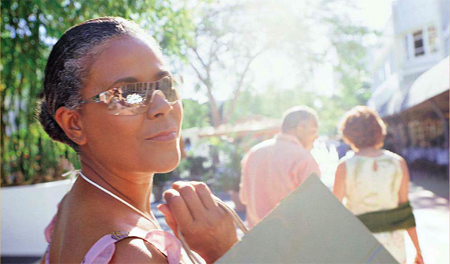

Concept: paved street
[[153, 147, 449, 264]]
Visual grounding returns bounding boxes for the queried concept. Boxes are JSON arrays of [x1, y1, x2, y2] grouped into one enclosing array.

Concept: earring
[[72, 137, 77, 141]]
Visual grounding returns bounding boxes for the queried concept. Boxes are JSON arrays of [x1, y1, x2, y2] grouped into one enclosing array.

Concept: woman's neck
[[78, 156, 154, 216], [355, 146, 384, 157]]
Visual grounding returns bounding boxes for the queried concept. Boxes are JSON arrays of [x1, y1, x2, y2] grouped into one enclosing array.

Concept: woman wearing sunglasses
[[39, 17, 237, 263]]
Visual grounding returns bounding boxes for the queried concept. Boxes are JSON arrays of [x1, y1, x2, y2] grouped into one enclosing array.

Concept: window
[[428, 26, 438, 53], [404, 26, 438, 60], [413, 30, 424, 57]]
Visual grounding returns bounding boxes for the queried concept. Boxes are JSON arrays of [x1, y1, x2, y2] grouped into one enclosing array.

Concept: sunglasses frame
[[78, 75, 182, 115]]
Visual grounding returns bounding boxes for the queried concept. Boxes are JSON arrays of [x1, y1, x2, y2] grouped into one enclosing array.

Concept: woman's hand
[[414, 252, 424, 264], [158, 181, 238, 264]]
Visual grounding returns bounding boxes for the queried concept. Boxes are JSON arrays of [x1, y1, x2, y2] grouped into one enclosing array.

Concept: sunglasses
[[79, 75, 181, 116]]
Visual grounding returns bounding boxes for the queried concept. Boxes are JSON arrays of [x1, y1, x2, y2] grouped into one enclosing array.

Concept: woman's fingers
[[161, 181, 238, 263], [172, 181, 207, 220], [163, 189, 194, 226], [157, 203, 178, 235], [190, 181, 218, 210]]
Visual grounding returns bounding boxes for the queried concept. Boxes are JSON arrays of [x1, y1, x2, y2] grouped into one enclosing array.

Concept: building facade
[[367, 0, 449, 176]]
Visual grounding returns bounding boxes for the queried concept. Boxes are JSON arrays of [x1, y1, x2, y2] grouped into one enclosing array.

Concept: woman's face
[[79, 36, 183, 175]]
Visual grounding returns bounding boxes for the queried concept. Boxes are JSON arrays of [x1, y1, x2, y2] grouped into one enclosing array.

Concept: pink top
[[44, 213, 185, 264], [239, 133, 321, 228]]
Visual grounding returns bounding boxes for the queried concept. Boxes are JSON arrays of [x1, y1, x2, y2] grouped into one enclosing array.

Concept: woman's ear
[[55, 107, 87, 146]]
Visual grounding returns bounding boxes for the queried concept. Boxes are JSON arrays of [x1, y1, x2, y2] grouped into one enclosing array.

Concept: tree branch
[[223, 48, 268, 123], [189, 61, 207, 85], [191, 46, 209, 73]]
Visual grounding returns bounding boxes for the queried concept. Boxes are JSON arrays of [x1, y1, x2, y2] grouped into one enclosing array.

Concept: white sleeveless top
[[344, 151, 403, 214], [343, 150, 406, 263]]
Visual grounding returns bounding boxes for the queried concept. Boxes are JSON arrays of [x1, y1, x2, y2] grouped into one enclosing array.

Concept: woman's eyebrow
[[156, 70, 171, 79], [110, 71, 170, 87], [110, 77, 138, 87]]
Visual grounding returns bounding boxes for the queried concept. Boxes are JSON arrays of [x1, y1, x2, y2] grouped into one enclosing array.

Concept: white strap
[[76, 171, 161, 229], [62, 170, 80, 192]]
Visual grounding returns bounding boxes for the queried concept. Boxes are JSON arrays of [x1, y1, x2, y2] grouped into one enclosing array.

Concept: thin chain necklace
[[77, 171, 161, 230]]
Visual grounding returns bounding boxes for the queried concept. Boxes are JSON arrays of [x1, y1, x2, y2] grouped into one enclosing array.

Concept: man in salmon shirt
[[239, 106, 321, 228]]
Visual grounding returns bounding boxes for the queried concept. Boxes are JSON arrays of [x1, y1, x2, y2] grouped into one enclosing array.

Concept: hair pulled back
[[39, 17, 157, 151]]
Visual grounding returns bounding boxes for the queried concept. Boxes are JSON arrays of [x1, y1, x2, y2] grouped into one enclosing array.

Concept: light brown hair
[[340, 106, 386, 150]]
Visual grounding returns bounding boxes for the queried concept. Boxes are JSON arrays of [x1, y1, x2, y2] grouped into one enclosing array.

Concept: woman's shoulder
[[108, 234, 169, 264], [338, 152, 355, 164], [381, 150, 405, 163], [49, 193, 142, 258], [110, 227, 183, 264], [52, 202, 174, 263]]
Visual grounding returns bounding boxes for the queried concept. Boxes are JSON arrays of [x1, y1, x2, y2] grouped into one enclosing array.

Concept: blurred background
[[1, 0, 448, 263]]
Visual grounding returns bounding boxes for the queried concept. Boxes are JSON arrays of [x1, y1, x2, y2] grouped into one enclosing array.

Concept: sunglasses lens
[[157, 76, 180, 103], [107, 76, 180, 116]]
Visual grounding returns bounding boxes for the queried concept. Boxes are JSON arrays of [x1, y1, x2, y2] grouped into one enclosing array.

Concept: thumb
[[157, 203, 179, 235]]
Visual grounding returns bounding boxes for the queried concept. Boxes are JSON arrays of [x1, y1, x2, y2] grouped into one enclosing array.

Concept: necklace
[[77, 171, 161, 230]]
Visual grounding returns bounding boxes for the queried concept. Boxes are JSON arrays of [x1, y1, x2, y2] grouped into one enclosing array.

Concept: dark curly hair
[[39, 17, 160, 151], [340, 106, 386, 150]]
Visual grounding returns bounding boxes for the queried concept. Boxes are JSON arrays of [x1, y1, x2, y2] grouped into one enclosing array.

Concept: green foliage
[[207, 137, 246, 192], [1, 0, 196, 185], [153, 171, 173, 187], [226, 86, 340, 135], [318, 0, 375, 109], [181, 99, 210, 129]]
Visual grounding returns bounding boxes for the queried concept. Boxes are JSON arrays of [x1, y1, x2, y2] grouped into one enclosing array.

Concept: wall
[[393, 0, 438, 34], [1, 180, 71, 256]]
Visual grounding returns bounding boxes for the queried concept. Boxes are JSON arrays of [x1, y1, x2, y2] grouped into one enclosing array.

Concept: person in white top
[[333, 106, 423, 264]]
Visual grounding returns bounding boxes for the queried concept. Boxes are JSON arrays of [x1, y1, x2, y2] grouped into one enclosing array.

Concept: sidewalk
[[407, 170, 449, 264]]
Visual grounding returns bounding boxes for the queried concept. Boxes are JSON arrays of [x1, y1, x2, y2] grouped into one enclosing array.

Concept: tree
[[181, 99, 210, 129], [187, 3, 268, 127], [318, 0, 375, 106], [187, 0, 323, 127], [1, 0, 197, 185], [186, 0, 374, 131]]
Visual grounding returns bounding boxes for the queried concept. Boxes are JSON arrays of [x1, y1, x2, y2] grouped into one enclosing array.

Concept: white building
[[368, 0, 449, 116], [367, 0, 449, 172]]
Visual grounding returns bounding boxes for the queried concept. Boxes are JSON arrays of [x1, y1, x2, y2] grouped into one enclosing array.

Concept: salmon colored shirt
[[239, 133, 321, 228]]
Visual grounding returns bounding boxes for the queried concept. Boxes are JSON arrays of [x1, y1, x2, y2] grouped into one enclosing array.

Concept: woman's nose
[[147, 90, 172, 119]]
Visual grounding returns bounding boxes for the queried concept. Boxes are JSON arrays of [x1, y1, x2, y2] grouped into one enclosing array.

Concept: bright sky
[[357, 0, 392, 30], [179, 0, 394, 103]]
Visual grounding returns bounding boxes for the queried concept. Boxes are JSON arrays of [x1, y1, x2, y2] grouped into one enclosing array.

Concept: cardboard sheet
[[217, 175, 397, 263]]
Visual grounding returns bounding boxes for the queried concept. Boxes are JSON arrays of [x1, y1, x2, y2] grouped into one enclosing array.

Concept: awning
[[401, 57, 449, 111], [369, 57, 449, 118], [382, 85, 410, 117]]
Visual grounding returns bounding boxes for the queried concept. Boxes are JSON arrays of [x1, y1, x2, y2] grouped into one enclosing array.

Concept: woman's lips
[[146, 131, 177, 141]]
